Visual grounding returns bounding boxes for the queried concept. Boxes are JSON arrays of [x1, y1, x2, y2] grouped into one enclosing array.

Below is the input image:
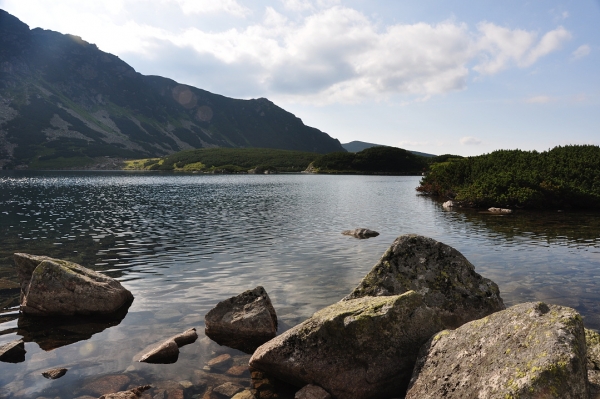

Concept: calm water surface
[[0, 172, 599, 398]]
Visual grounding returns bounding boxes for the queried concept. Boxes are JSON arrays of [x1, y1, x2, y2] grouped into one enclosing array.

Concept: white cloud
[[572, 44, 591, 60], [460, 137, 482, 145], [525, 95, 557, 104], [172, 0, 250, 16], [474, 23, 571, 74], [1, 1, 574, 104]]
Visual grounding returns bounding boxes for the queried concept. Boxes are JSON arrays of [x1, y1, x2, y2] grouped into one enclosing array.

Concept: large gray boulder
[[249, 291, 445, 399], [344, 234, 505, 329], [0, 339, 26, 363], [406, 302, 589, 399], [586, 328, 600, 395], [205, 286, 277, 353], [14, 253, 133, 316]]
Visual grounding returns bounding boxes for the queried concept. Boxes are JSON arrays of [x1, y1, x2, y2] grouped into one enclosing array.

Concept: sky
[[1, 0, 598, 156]]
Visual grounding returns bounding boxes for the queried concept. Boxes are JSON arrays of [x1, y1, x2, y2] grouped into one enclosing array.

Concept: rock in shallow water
[[42, 367, 68, 379], [0, 339, 26, 363], [406, 302, 589, 399], [341, 228, 379, 239], [138, 328, 198, 364], [205, 286, 277, 353], [98, 385, 151, 399], [14, 253, 133, 316], [344, 234, 505, 329]]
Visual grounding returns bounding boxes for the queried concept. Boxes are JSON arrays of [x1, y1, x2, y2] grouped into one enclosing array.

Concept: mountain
[[342, 141, 436, 157], [0, 10, 344, 169]]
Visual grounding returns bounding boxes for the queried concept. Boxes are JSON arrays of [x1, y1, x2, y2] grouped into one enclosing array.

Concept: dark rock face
[[341, 228, 379, 239], [406, 302, 589, 399], [0, 10, 344, 170], [14, 253, 133, 316], [249, 291, 445, 399], [0, 339, 25, 363], [205, 286, 278, 354], [344, 234, 505, 329]]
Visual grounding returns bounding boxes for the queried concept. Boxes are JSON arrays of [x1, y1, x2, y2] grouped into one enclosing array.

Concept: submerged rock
[[344, 234, 505, 329], [295, 384, 331, 399], [250, 291, 445, 399], [205, 286, 277, 353], [138, 328, 198, 364], [42, 367, 68, 379], [98, 385, 151, 399], [14, 253, 133, 316], [406, 302, 589, 399], [0, 339, 25, 363], [341, 228, 379, 239], [488, 207, 513, 214]]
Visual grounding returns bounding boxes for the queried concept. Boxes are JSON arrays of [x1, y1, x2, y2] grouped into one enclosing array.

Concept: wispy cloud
[[571, 44, 591, 60], [460, 136, 482, 145], [525, 95, 557, 104]]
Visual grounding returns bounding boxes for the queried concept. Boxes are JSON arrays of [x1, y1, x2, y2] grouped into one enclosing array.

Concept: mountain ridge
[[342, 141, 436, 157], [0, 9, 345, 169]]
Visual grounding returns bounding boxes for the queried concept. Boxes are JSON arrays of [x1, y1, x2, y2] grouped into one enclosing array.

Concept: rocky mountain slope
[[342, 141, 435, 157], [0, 10, 344, 169]]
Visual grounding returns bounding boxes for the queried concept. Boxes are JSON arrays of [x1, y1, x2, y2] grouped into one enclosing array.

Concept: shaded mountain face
[[0, 10, 344, 169], [342, 141, 436, 157]]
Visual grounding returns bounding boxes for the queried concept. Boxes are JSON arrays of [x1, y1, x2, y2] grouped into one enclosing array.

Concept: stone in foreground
[[341, 228, 379, 239], [586, 328, 600, 395], [406, 302, 589, 399], [205, 286, 277, 353], [0, 339, 26, 363], [138, 339, 179, 364], [250, 291, 444, 399], [14, 253, 133, 316], [344, 234, 505, 329]]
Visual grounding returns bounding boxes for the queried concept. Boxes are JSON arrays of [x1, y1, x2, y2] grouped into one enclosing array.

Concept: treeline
[[309, 146, 429, 175], [417, 145, 600, 209], [125, 148, 320, 172]]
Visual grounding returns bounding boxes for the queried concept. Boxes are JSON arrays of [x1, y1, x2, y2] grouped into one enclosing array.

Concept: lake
[[1, 171, 599, 398]]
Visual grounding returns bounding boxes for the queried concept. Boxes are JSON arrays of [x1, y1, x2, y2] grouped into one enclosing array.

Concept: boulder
[[98, 385, 151, 399], [249, 291, 445, 399], [172, 327, 198, 347], [14, 253, 133, 316], [0, 339, 26, 363], [295, 384, 331, 399], [42, 367, 68, 379], [205, 286, 277, 353], [488, 207, 513, 214], [586, 328, 600, 394], [341, 228, 379, 239], [406, 302, 589, 399], [344, 234, 505, 329], [213, 382, 244, 397]]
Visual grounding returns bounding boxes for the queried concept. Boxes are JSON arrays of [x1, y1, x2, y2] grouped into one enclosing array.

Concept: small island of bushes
[[417, 145, 600, 210]]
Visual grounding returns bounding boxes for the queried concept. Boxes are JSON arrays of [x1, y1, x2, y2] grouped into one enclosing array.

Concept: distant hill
[[342, 141, 436, 157], [0, 10, 344, 169]]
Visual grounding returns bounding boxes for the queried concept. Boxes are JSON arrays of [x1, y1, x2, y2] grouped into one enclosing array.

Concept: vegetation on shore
[[417, 145, 600, 209], [123, 146, 448, 175], [123, 148, 320, 173], [308, 146, 430, 175]]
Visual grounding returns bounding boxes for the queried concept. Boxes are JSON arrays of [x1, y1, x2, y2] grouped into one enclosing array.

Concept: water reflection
[[0, 172, 598, 398]]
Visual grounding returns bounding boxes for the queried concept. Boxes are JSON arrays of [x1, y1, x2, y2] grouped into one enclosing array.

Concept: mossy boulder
[[14, 253, 133, 316], [586, 328, 600, 394], [249, 291, 445, 399], [344, 234, 505, 329], [406, 302, 589, 399]]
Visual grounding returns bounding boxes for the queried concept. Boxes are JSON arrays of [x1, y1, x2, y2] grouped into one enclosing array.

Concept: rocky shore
[[2, 235, 599, 398]]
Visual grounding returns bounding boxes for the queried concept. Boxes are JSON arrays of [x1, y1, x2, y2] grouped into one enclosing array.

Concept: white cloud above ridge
[[526, 95, 557, 104], [2, 0, 574, 104]]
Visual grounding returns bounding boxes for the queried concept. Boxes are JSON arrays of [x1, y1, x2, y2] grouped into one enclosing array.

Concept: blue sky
[[1, 0, 598, 156]]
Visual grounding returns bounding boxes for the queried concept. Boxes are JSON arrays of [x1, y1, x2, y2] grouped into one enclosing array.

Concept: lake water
[[0, 171, 599, 398]]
